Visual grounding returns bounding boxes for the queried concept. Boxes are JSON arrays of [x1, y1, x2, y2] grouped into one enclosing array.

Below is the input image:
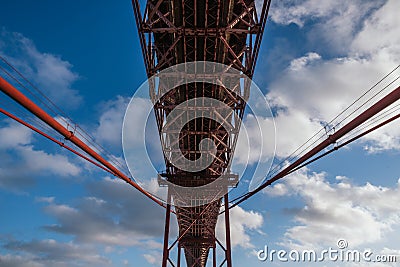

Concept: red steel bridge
[[0, 1, 400, 267], [131, 0, 271, 265]]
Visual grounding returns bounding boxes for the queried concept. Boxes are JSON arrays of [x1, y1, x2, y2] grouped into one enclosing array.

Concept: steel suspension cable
[[340, 102, 400, 144], [286, 112, 400, 176], [261, 67, 400, 183], [218, 109, 400, 214], [0, 56, 130, 175], [229, 87, 400, 209], [229, 68, 400, 206], [0, 76, 166, 209], [229, 84, 400, 209], [0, 108, 117, 176]]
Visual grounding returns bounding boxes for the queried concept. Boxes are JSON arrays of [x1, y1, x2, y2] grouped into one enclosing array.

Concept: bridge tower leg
[[224, 194, 233, 267], [161, 190, 234, 267], [162, 192, 172, 267]]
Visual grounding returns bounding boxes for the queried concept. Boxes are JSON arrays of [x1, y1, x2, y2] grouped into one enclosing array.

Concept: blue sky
[[1, 0, 400, 266]]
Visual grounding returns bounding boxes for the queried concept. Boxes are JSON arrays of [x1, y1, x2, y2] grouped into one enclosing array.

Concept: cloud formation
[[264, 0, 400, 157], [0, 29, 82, 109], [270, 0, 386, 53], [216, 206, 264, 249], [94, 96, 130, 148], [0, 120, 81, 192], [2, 239, 111, 267], [43, 177, 168, 246], [264, 169, 400, 252]]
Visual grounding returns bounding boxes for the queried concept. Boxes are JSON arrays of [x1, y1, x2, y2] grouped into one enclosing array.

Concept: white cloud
[[18, 145, 81, 176], [143, 252, 161, 265], [35, 196, 55, 203], [270, 0, 386, 53], [2, 239, 111, 267], [43, 177, 168, 247], [122, 96, 159, 148], [95, 96, 130, 147], [264, 169, 400, 251], [361, 120, 400, 153], [289, 52, 321, 71], [236, 108, 321, 161], [0, 254, 44, 267], [268, 55, 394, 126], [45, 203, 78, 216], [0, 120, 81, 191], [94, 95, 159, 149], [270, 110, 322, 158], [263, 0, 400, 157], [348, 0, 400, 153], [93, 95, 164, 184], [0, 29, 82, 109], [0, 121, 32, 149], [235, 114, 275, 164], [263, 183, 288, 197], [232, 0, 400, 175], [216, 206, 264, 249], [351, 0, 400, 61], [270, 0, 346, 27]]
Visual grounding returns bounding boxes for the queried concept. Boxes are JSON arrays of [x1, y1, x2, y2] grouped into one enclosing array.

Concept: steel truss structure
[[0, 2, 399, 267], [2, 73, 400, 267], [132, 0, 271, 266]]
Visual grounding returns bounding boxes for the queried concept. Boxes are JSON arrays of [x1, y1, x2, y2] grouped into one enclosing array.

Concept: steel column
[[177, 245, 181, 267], [213, 247, 216, 267], [162, 192, 172, 267], [224, 194, 232, 267]]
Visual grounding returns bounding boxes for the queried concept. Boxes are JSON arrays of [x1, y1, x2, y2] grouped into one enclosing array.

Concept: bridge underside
[[132, 0, 270, 265]]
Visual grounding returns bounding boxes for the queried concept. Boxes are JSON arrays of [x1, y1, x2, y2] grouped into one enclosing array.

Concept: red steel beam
[[0, 76, 166, 209], [232, 85, 400, 208]]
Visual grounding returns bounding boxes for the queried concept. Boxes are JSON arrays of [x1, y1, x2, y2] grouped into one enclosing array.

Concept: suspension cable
[[287, 112, 400, 175], [0, 76, 167, 209], [265, 65, 400, 179], [0, 108, 117, 176], [0, 56, 130, 175], [229, 84, 400, 209]]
